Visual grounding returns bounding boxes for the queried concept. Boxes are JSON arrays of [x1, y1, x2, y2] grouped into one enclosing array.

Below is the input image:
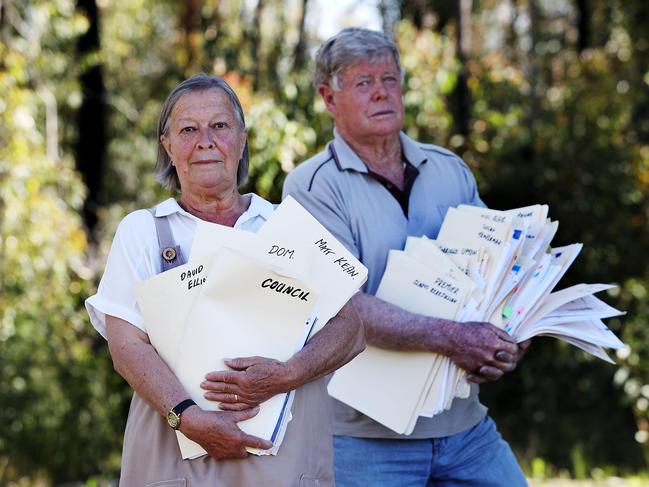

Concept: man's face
[[319, 56, 404, 143]]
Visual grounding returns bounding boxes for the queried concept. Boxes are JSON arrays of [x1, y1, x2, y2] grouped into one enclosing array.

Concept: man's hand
[[180, 406, 273, 459], [438, 321, 527, 384], [466, 338, 532, 383], [201, 356, 296, 410]]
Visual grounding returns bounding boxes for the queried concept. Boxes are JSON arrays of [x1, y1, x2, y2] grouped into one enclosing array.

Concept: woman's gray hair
[[155, 73, 249, 191], [314, 27, 403, 91]]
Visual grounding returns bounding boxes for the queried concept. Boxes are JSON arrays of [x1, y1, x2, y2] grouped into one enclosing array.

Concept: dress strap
[[148, 207, 186, 272]]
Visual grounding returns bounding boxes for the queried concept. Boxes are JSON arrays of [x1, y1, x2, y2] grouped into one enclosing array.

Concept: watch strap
[[171, 399, 196, 416]]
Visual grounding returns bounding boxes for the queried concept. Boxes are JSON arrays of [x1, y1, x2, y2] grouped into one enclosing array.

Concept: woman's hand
[[201, 356, 297, 410], [179, 406, 273, 459], [105, 316, 273, 458]]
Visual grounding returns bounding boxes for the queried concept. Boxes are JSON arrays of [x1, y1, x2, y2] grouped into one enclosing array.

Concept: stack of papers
[[134, 196, 367, 459], [328, 204, 626, 434]]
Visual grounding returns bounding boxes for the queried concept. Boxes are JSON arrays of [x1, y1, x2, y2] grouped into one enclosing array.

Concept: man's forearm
[[351, 292, 455, 354], [352, 292, 524, 382]]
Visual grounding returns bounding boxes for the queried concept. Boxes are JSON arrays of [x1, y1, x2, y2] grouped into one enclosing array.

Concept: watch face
[[167, 411, 180, 429]]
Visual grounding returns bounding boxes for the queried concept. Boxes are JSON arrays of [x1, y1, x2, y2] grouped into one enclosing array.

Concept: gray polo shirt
[[282, 129, 488, 439]]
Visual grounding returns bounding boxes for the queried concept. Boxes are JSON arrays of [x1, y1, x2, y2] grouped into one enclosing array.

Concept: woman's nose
[[197, 129, 215, 149]]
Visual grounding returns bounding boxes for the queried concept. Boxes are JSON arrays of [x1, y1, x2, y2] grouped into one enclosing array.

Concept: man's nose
[[372, 82, 389, 100]]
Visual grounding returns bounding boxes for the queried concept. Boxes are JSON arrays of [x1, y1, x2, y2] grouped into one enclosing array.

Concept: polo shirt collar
[[399, 132, 428, 169], [330, 129, 370, 173], [331, 128, 428, 172], [154, 194, 274, 227]]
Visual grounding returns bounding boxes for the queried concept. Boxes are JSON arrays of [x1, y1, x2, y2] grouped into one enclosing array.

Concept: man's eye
[[181, 127, 195, 133], [215, 122, 227, 129], [357, 80, 370, 87]]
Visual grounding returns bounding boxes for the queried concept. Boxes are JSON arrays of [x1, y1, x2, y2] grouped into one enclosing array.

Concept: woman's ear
[[239, 128, 248, 159], [160, 134, 171, 158]]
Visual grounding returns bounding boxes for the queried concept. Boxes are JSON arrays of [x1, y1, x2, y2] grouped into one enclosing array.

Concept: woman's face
[[161, 88, 247, 196]]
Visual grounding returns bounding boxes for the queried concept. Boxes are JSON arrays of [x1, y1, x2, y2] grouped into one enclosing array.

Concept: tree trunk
[[526, 0, 539, 131], [292, 0, 309, 71], [452, 0, 472, 147], [181, 0, 203, 72], [0, 0, 10, 49], [400, 0, 429, 30], [251, 0, 265, 90], [75, 0, 107, 235], [378, 0, 399, 37], [576, 0, 590, 51], [628, 0, 649, 145]]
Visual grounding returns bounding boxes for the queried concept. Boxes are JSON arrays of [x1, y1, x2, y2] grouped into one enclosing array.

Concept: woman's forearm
[[202, 299, 365, 408], [286, 297, 366, 388], [105, 314, 273, 457], [106, 314, 192, 416]]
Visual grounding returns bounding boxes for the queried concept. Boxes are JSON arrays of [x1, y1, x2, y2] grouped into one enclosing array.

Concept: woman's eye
[[215, 122, 227, 129], [181, 126, 195, 133]]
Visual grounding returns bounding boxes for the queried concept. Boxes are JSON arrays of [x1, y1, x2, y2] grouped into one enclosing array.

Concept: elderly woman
[[86, 74, 364, 486]]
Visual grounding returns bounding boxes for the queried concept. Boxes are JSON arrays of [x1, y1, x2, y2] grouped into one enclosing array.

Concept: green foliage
[[0, 1, 126, 483], [2, 0, 649, 483]]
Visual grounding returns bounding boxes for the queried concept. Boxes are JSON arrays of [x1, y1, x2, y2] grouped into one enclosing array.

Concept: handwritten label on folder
[[315, 238, 362, 279], [259, 196, 368, 329]]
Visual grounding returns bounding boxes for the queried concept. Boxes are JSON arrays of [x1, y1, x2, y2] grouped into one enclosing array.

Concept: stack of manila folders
[[327, 204, 626, 435], [134, 196, 367, 459]]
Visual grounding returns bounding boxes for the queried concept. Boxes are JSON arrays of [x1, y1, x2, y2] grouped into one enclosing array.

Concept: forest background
[[1, 0, 649, 484]]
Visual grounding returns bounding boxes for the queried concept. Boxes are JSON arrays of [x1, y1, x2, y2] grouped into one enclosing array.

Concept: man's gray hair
[[155, 73, 249, 191], [314, 27, 403, 91]]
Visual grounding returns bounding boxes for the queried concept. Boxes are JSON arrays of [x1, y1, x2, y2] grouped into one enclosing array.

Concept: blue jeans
[[333, 417, 527, 486]]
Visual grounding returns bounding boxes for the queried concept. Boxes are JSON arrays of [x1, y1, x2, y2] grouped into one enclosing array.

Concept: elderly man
[[283, 28, 530, 486]]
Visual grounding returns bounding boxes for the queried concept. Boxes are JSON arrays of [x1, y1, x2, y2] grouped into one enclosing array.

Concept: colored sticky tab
[[502, 305, 513, 319]]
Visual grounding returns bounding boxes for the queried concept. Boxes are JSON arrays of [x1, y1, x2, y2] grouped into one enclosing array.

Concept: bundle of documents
[[328, 203, 626, 435], [134, 196, 367, 459]]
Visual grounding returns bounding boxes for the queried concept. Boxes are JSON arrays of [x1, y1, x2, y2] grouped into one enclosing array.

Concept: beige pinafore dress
[[117, 211, 334, 487]]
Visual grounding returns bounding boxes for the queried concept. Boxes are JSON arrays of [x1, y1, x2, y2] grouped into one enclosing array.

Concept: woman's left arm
[[202, 299, 365, 410]]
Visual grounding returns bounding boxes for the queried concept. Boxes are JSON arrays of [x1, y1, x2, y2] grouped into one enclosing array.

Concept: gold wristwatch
[[167, 399, 196, 430]]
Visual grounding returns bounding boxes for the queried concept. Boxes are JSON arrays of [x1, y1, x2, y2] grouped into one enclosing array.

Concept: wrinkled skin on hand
[[201, 356, 295, 410], [180, 406, 273, 459], [467, 339, 531, 383], [440, 321, 531, 384]]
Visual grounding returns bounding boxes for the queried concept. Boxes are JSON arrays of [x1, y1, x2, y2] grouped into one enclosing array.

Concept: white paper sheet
[[328, 202, 627, 431]]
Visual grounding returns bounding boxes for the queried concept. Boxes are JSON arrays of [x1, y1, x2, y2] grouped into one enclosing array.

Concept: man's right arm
[[351, 293, 525, 383], [283, 168, 527, 384]]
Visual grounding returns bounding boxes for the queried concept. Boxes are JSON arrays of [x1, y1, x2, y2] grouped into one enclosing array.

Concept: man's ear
[[317, 84, 337, 114]]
